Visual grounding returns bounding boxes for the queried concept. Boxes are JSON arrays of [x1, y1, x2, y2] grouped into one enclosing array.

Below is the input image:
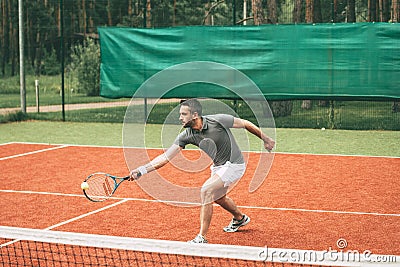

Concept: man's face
[[179, 105, 197, 128]]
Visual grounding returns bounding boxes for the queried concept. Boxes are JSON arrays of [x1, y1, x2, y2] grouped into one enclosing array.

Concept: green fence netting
[[99, 23, 400, 101]]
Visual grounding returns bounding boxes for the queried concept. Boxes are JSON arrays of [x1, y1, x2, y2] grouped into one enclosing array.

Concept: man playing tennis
[[130, 99, 275, 243]]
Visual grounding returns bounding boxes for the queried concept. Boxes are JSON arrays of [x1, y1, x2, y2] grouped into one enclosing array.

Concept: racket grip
[[137, 166, 147, 176]]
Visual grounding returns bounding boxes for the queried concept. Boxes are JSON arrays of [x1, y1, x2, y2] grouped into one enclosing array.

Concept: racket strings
[[85, 174, 115, 201]]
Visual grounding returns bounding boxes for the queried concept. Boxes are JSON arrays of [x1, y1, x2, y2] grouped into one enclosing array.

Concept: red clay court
[[0, 142, 399, 265]]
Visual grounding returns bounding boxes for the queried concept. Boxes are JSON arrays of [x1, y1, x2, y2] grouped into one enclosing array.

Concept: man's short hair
[[180, 99, 202, 116]]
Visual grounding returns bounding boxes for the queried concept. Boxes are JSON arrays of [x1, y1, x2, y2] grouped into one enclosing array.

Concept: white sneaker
[[223, 214, 250, 232], [188, 234, 208, 244]]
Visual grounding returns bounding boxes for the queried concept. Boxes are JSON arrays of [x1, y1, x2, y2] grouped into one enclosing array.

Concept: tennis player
[[130, 99, 275, 243]]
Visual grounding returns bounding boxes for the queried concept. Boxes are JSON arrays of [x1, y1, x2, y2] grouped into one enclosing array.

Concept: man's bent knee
[[214, 195, 227, 205], [200, 186, 216, 204]]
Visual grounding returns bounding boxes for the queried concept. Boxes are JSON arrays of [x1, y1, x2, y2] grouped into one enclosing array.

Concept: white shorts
[[211, 161, 246, 187]]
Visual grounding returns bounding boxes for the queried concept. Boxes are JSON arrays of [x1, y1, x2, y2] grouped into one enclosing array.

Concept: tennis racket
[[82, 172, 131, 202]]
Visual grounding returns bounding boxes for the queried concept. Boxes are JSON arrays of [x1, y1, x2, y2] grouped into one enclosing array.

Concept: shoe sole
[[223, 216, 250, 233]]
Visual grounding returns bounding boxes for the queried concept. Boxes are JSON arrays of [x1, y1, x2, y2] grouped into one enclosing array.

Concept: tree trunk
[[368, 0, 378, 22], [252, 0, 266, 24], [313, 0, 322, 22], [292, 0, 303, 23], [204, 2, 212, 25], [107, 0, 112, 26], [35, 31, 42, 76], [146, 0, 151, 28], [128, 0, 133, 16], [8, 0, 16, 76], [82, 0, 87, 35], [172, 0, 176, 26], [267, 0, 277, 24], [11, 22, 17, 76], [305, 0, 313, 23], [305, 0, 321, 23], [347, 0, 356, 22], [89, 0, 95, 32], [380, 0, 390, 22], [393, 0, 399, 22], [377, 0, 390, 22], [333, 0, 338, 22], [27, 13, 35, 69], [1, 0, 8, 76]]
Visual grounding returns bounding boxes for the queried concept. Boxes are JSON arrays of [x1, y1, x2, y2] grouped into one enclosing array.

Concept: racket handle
[[128, 170, 142, 180], [137, 166, 147, 175]]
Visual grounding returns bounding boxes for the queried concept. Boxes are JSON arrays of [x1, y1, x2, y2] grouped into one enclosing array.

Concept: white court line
[[0, 145, 69, 161], [0, 189, 84, 198], [0, 142, 17, 146], [238, 205, 400, 218], [44, 199, 129, 230], [10, 141, 400, 159], [1, 189, 399, 218]]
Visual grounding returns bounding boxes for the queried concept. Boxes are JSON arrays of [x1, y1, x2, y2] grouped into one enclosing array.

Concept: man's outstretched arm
[[129, 144, 182, 180], [232, 117, 275, 152]]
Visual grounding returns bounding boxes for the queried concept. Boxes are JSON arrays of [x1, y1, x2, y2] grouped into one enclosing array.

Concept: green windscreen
[[99, 23, 400, 100]]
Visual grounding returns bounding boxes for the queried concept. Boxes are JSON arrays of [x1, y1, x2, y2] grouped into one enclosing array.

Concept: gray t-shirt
[[174, 114, 244, 166]]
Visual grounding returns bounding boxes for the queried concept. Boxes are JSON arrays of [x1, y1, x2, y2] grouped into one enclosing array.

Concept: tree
[[347, 0, 356, 23], [146, 0, 152, 27], [267, 0, 277, 24], [68, 37, 100, 96], [252, 0, 266, 24], [293, 0, 303, 23], [393, 0, 400, 22], [1, 0, 9, 76], [0, 0, 398, 80], [8, 0, 17, 76], [82, 0, 87, 35]]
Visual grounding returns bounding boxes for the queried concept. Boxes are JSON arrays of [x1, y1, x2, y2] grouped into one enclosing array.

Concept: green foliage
[[120, 15, 144, 27], [0, 76, 20, 94], [68, 38, 100, 96], [0, 111, 29, 123], [0, 75, 62, 108], [41, 49, 61, 76]]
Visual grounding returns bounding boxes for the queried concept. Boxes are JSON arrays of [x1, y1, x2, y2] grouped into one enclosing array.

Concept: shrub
[[68, 38, 100, 96], [0, 111, 29, 123], [41, 49, 61, 76]]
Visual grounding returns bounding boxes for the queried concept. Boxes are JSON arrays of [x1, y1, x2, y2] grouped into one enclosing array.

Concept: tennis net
[[0, 226, 396, 267]]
